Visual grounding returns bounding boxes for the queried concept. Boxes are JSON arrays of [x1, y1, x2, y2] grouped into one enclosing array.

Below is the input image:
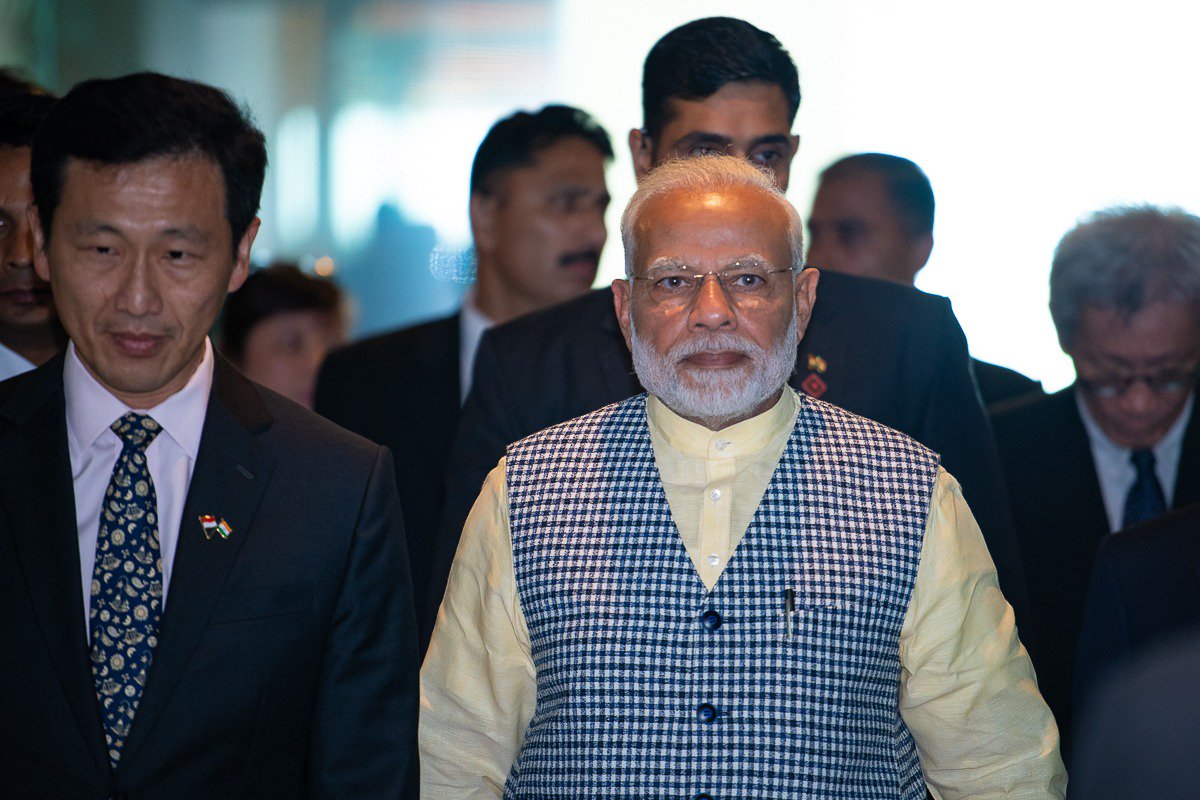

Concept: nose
[[4, 215, 34, 271], [113, 253, 162, 317], [581, 205, 607, 252], [688, 274, 736, 330]]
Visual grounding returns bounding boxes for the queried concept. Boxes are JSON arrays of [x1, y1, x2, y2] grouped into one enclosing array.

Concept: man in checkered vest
[[420, 156, 1066, 799]]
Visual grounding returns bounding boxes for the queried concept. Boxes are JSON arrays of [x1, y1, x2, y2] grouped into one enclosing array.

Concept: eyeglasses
[[632, 260, 795, 306], [1076, 367, 1200, 399]]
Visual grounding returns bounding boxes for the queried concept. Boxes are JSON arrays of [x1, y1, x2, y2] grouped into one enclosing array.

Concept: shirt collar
[[64, 338, 215, 460], [647, 386, 799, 459], [1075, 386, 1194, 461], [459, 290, 496, 401]]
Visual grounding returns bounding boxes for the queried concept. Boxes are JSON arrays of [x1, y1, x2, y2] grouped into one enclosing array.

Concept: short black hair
[[470, 104, 613, 196], [31, 72, 267, 255], [820, 152, 935, 237], [220, 262, 343, 362], [642, 17, 801, 141], [0, 72, 56, 149]]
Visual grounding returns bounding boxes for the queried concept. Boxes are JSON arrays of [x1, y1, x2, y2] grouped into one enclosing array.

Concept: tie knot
[[111, 412, 162, 451], [1131, 448, 1157, 472]]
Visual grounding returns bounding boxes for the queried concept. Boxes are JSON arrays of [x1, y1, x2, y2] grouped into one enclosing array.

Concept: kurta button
[[701, 609, 722, 630], [697, 702, 717, 723]]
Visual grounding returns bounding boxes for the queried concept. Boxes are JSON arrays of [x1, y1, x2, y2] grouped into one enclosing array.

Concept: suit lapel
[[1173, 399, 1200, 508], [0, 356, 111, 777], [119, 356, 276, 766], [1057, 389, 1111, 537], [596, 289, 642, 401]]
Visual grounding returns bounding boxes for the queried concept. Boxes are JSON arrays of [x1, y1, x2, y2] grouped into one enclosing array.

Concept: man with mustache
[[317, 104, 611, 644], [0, 77, 66, 380], [420, 156, 1064, 798]]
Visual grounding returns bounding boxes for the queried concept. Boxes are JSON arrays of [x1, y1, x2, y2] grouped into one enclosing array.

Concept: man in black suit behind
[[993, 205, 1200, 751], [805, 152, 1044, 411], [316, 106, 612, 647], [0, 73, 416, 797], [431, 16, 1030, 650]]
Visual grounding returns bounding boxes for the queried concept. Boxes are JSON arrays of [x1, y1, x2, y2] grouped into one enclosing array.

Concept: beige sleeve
[[419, 459, 535, 799], [899, 468, 1067, 800]]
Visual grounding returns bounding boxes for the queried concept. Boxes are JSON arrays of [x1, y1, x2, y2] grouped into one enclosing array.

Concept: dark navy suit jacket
[[0, 353, 417, 798]]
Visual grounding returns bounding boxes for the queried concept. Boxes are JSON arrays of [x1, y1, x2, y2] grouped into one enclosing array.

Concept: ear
[[628, 128, 654, 181], [611, 278, 634, 352], [228, 217, 259, 293], [911, 233, 933, 273], [29, 206, 50, 283], [469, 192, 500, 254], [793, 267, 820, 339]]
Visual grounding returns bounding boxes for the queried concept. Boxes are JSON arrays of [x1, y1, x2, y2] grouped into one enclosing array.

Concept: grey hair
[[620, 155, 806, 275], [1050, 205, 1200, 349]]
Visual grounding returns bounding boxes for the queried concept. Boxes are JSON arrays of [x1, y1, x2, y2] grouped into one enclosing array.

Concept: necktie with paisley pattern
[[89, 412, 164, 766]]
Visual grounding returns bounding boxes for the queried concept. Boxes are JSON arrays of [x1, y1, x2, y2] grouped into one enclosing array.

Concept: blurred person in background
[[221, 261, 347, 409], [993, 204, 1200, 753], [0, 73, 65, 380], [806, 152, 1042, 411], [317, 104, 612, 648]]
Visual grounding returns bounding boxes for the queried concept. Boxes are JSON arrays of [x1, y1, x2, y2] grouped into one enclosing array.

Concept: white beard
[[631, 308, 798, 429]]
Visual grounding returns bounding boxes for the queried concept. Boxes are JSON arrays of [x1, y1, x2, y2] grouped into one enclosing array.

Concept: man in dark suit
[[993, 205, 1200, 752], [806, 152, 1043, 412], [316, 105, 611, 647], [431, 16, 1031, 651], [0, 73, 416, 797], [1073, 502, 1200, 711]]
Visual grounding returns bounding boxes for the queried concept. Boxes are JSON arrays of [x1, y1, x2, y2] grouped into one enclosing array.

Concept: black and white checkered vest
[[504, 393, 939, 799]]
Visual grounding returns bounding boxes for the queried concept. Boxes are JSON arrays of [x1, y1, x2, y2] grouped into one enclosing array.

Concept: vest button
[[701, 609, 722, 630], [697, 702, 717, 723]]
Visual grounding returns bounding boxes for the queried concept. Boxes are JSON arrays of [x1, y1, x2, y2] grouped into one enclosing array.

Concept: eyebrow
[[643, 254, 772, 272], [71, 220, 211, 244], [668, 132, 792, 151]]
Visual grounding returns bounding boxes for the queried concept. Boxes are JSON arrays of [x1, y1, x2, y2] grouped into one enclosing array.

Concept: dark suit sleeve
[[425, 331, 515, 635], [1073, 538, 1131, 717], [917, 301, 1035, 647], [307, 446, 418, 798]]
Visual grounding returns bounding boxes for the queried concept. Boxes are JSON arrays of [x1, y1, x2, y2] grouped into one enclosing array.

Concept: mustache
[[668, 333, 764, 362], [558, 249, 601, 268]]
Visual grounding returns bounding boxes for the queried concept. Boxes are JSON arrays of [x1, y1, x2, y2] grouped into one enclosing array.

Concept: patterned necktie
[[1122, 448, 1167, 529], [89, 412, 164, 766]]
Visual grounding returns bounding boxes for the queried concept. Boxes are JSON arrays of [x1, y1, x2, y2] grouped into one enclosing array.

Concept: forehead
[[56, 154, 228, 228], [494, 136, 607, 193], [0, 146, 32, 201], [1073, 299, 1200, 362], [659, 81, 793, 141], [813, 171, 895, 218], [634, 185, 791, 264]]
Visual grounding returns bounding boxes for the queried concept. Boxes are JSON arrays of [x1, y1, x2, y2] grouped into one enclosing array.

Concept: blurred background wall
[[4, 0, 1199, 387]]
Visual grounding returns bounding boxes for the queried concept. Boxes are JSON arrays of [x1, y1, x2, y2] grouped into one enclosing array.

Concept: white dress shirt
[[457, 292, 494, 402], [0, 341, 35, 382], [1076, 389, 1192, 532], [65, 339, 214, 634]]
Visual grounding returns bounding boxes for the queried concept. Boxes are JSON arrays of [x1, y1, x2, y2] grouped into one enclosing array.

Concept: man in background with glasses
[[993, 204, 1200, 755], [421, 156, 1064, 799]]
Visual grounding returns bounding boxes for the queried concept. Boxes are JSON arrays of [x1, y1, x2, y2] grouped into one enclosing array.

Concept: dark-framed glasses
[[632, 259, 795, 306], [1077, 367, 1200, 399]]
